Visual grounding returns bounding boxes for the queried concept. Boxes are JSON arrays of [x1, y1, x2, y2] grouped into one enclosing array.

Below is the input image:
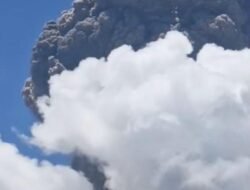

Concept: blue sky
[[0, 0, 72, 163]]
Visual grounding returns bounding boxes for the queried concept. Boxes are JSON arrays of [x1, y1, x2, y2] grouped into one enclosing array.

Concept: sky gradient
[[0, 0, 72, 162]]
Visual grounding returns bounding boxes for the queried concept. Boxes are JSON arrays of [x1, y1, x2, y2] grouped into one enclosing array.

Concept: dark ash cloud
[[24, 0, 250, 103]]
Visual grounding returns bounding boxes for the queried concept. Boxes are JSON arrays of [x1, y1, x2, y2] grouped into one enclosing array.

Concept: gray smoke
[[23, 0, 250, 189]]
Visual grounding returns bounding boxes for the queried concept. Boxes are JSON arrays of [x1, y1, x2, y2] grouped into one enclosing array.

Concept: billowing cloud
[[0, 140, 92, 190], [29, 31, 250, 190]]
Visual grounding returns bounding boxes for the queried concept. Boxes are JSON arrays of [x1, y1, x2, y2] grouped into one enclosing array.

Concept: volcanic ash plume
[[28, 31, 250, 190], [21, 0, 250, 189], [24, 0, 250, 113]]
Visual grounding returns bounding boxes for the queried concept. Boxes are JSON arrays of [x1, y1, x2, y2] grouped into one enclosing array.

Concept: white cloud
[[0, 140, 92, 190], [30, 31, 250, 190]]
